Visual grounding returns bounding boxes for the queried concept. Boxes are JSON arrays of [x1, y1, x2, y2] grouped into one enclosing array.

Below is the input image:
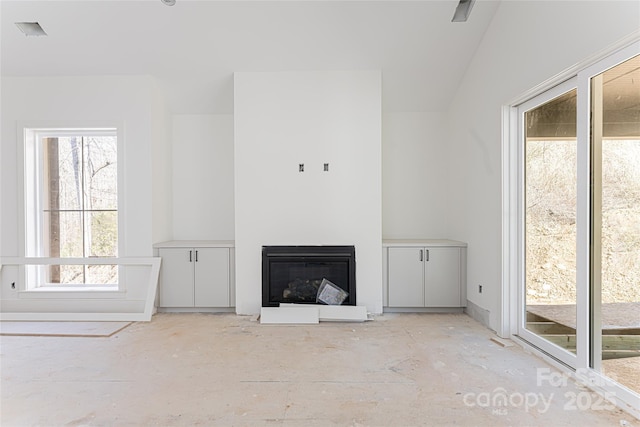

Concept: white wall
[[7, 2, 630, 323], [447, 0, 640, 331], [382, 112, 450, 239], [172, 115, 235, 240], [169, 111, 449, 242], [234, 71, 383, 314], [0, 75, 163, 317], [0, 74, 446, 318], [152, 81, 173, 245]]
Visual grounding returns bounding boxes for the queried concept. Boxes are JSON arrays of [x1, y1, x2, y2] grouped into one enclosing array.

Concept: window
[[24, 128, 119, 288]]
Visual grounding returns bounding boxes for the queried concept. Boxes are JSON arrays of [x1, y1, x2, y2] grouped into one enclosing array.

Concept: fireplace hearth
[[262, 246, 356, 307]]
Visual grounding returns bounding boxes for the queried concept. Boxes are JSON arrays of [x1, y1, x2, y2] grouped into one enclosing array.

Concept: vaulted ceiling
[[1, 0, 500, 113]]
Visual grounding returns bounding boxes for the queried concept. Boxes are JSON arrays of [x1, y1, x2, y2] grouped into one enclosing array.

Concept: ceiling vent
[[452, 0, 475, 22], [15, 22, 47, 36]]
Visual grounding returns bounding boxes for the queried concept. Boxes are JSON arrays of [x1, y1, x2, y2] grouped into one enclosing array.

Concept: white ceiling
[[1, 0, 500, 113]]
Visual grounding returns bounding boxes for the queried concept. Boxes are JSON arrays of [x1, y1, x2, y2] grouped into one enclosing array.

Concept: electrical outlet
[[478, 285, 483, 293]]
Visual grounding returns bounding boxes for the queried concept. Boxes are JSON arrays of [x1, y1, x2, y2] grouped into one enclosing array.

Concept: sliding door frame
[[578, 43, 640, 409], [515, 78, 580, 369], [502, 34, 640, 416]]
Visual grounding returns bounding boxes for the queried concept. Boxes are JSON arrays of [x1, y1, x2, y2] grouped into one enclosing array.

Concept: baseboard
[[383, 307, 464, 313], [464, 299, 491, 329], [156, 307, 236, 313]]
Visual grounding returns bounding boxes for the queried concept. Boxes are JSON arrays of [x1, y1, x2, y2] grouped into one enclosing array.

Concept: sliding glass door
[[518, 81, 579, 367], [516, 47, 640, 399], [590, 54, 640, 395]]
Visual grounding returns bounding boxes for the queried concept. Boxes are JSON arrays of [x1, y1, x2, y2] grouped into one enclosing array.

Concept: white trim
[[3, 257, 149, 265], [500, 105, 516, 338], [17, 289, 125, 299], [0, 257, 161, 321], [517, 77, 579, 366], [575, 57, 592, 371], [17, 123, 125, 290], [0, 312, 154, 322]]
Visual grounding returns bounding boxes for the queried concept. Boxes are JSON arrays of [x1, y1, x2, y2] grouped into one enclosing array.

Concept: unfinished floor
[[1, 313, 638, 426]]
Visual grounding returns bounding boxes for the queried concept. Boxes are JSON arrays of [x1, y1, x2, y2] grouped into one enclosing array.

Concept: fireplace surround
[[262, 246, 356, 307]]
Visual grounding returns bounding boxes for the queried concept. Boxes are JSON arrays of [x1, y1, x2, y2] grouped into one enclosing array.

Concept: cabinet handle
[[195, 250, 198, 262], [189, 250, 193, 262], [426, 249, 429, 262], [419, 249, 423, 262]]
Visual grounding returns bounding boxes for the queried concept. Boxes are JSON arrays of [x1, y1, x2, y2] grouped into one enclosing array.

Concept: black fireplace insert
[[262, 245, 356, 307]]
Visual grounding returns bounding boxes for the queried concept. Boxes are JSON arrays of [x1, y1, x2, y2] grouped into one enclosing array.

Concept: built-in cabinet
[[154, 241, 235, 310], [383, 240, 467, 310], [154, 239, 464, 312]]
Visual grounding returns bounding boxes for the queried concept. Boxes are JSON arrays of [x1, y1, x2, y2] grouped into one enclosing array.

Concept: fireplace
[[262, 246, 356, 307]]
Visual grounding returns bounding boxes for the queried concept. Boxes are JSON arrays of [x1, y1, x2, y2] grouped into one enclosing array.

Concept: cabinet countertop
[[154, 240, 235, 248], [155, 240, 465, 248], [383, 239, 467, 247]]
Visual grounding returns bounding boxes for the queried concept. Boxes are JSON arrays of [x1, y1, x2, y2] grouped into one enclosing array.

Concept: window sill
[[19, 287, 125, 299]]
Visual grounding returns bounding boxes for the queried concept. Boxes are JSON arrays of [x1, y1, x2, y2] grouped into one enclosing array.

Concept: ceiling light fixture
[[161, 0, 176, 6], [452, 0, 475, 22], [15, 22, 47, 36]]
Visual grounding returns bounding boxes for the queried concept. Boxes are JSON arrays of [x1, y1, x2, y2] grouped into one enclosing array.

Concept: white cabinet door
[[425, 247, 461, 307], [194, 248, 229, 307], [388, 247, 424, 307], [159, 248, 194, 307]]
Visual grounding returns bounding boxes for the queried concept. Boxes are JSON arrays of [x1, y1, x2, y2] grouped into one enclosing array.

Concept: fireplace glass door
[[262, 246, 356, 307]]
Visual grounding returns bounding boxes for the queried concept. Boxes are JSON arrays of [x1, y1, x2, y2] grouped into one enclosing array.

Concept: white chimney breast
[[234, 71, 383, 314]]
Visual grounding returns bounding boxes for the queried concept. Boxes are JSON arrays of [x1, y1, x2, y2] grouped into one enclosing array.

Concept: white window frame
[[18, 122, 125, 292], [502, 34, 640, 417], [513, 78, 579, 370]]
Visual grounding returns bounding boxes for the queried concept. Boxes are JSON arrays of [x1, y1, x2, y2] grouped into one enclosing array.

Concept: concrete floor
[[1, 313, 638, 426]]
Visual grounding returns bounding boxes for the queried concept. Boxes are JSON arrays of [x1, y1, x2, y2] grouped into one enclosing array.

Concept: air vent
[[15, 22, 47, 36]]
